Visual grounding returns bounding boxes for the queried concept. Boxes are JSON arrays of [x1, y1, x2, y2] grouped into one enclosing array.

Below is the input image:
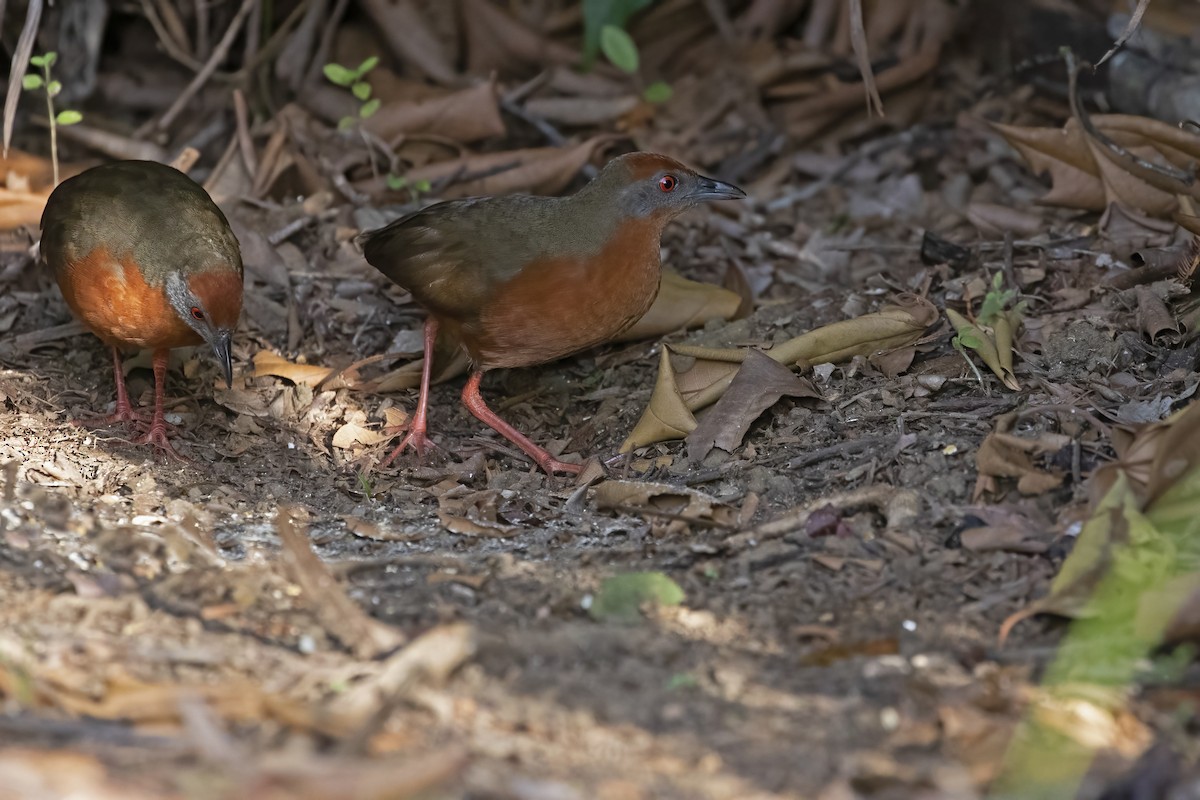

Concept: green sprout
[[323, 56, 381, 131], [22, 52, 82, 186], [583, 1, 672, 105], [384, 174, 432, 203]]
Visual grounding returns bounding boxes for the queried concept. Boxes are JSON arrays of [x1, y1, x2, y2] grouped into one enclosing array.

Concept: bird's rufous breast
[[470, 214, 665, 369]]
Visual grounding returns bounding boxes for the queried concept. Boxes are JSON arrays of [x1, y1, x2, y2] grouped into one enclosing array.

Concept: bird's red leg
[[131, 348, 188, 461], [461, 370, 582, 476], [379, 316, 438, 468], [73, 346, 151, 428]]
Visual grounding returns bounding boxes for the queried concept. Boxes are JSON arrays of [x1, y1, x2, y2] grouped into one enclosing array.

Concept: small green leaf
[[29, 54, 45, 68], [42, 52, 57, 67], [359, 98, 381, 119], [385, 174, 408, 190], [355, 56, 379, 76], [992, 271, 1004, 290], [666, 672, 698, 691], [22, 74, 43, 90], [323, 63, 357, 87], [47, 80, 62, 97], [957, 331, 984, 350], [351, 81, 372, 102], [600, 23, 639, 73], [337, 116, 356, 131], [589, 571, 684, 623], [642, 81, 673, 104], [414, 179, 431, 192], [55, 109, 82, 126]]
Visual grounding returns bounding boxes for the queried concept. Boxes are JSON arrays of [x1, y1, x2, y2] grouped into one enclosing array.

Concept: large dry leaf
[[358, 0, 457, 84], [685, 349, 821, 462], [276, 507, 406, 658], [360, 137, 615, 200], [253, 349, 334, 386], [992, 115, 1200, 224], [365, 79, 505, 143], [460, 0, 582, 76], [974, 431, 1066, 499], [616, 271, 743, 342], [623, 294, 938, 451], [592, 480, 736, 534]]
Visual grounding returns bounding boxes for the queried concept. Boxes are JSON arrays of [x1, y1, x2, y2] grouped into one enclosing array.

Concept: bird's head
[[596, 152, 746, 220], [165, 269, 243, 386]]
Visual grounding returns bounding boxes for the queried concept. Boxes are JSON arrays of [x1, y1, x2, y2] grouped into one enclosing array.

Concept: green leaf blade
[[323, 63, 357, 87], [356, 56, 379, 76], [22, 74, 43, 90], [600, 23, 639, 73], [589, 571, 684, 623], [643, 81, 673, 104], [56, 110, 82, 126], [351, 81, 372, 102], [359, 98, 381, 119]]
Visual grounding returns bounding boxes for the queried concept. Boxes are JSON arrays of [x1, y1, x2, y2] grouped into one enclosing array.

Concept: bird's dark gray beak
[[209, 330, 234, 387], [691, 175, 747, 202]]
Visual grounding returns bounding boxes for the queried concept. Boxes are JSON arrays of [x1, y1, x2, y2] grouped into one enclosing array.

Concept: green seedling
[[22, 52, 82, 186], [385, 174, 432, 203], [355, 469, 376, 501], [584, 1, 672, 105], [948, 272, 1027, 391], [323, 56, 381, 131]]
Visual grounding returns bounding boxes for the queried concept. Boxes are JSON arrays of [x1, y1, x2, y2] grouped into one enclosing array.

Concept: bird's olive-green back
[[357, 156, 673, 324], [40, 160, 242, 284]]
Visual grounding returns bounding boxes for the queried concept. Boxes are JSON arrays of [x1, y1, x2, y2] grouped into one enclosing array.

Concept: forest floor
[[1, 1, 1198, 798]]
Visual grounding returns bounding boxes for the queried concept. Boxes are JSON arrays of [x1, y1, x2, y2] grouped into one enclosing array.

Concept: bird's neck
[[556, 183, 671, 257]]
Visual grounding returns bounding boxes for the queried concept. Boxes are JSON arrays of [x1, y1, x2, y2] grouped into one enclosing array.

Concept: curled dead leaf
[[623, 294, 938, 451]]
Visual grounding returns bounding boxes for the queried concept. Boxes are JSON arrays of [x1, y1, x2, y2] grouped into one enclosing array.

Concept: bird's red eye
[[191, 307, 205, 321], [659, 174, 678, 193]]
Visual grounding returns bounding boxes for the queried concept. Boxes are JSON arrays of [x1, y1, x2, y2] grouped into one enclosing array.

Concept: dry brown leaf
[[276, 506, 406, 658], [623, 294, 938, 451], [359, 137, 615, 200], [686, 349, 821, 462], [992, 115, 1200, 219], [325, 623, 476, 727], [460, 0, 582, 75], [617, 271, 743, 342], [965, 202, 1045, 237], [358, 0, 457, 85], [974, 432, 1065, 500], [253, 350, 335, 387], [1134, 284, 1181, 345], [331, 422, 387, 450], [522, 95, 640, 127], [623, 347, 697, 452], [0, 749, 167, 800], [366, 79, 506, 143], [592, 480, 736, 533], [436, 489, 521, 537], [1090, 398, 1200, 508]]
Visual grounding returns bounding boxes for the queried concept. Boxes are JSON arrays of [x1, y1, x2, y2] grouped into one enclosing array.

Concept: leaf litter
[[4, 1, 1200, 798]]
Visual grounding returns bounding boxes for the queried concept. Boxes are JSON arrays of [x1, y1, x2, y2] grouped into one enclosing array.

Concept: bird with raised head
[[359, 151, 745, 475], [40, 160, 244, 460]]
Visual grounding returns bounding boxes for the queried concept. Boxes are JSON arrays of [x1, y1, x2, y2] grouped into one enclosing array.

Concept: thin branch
[[1096, 0, 1151, 68], [142, 0, 258, 135], [3, 0, 42, 156]]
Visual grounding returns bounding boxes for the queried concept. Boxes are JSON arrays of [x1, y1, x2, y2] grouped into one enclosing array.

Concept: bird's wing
[[359, 197, 550, 323]]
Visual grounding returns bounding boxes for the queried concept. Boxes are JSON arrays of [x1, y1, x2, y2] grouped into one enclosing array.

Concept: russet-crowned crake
[[40, 160, 244, 460], [359, 151, 745, 474]]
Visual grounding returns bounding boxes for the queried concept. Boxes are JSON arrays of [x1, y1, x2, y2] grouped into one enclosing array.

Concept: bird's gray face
[[165, 272, 234, 386], [622, 169, 746, 218]]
